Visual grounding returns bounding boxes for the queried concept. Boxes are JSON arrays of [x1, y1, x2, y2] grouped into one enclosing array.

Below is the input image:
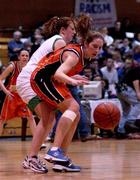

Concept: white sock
[[51, 147, 59, 151]]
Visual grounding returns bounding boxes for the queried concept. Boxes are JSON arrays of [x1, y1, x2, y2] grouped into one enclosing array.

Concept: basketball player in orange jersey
[[30, 31, 104, 172], [0, 49, 36, 135]]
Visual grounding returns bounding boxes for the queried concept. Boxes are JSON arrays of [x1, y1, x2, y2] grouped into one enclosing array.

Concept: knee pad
[[61, 110, 77, 122]]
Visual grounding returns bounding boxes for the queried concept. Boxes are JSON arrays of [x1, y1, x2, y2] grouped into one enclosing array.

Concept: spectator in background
[[120, 38, 132, 58], [118, 57, 134, 84], [8, 30, 24, 60], [90, 60, 103, 80], [116, 65, 140, 138], [30, 28, 44, 55], [117, 57, 134, 120], [132, 45, 140, 64], [101, 58, 118, 85], [112, 50, 124, 70], [121, 17, 134, 39], [113, 39, 123, 50], [101, 58, 118, 97], [23, 39, 33, 55], [132, 33, 140, 48], [109, 21, 124, 40], [99, 26, 114, 47]]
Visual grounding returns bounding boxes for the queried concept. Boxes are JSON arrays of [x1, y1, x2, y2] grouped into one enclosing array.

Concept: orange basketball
[[93, 102, 120, 130]]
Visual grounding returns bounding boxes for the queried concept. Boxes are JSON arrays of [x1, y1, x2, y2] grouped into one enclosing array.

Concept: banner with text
[[75, 0, 117, 28]]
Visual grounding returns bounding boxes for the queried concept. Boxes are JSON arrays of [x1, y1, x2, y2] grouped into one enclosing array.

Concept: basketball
[[93, 102, 121, 130]]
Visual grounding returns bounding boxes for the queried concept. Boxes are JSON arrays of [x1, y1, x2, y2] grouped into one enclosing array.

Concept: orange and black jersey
[[31, 43, 84, 78], [30, 43, 85, 108]]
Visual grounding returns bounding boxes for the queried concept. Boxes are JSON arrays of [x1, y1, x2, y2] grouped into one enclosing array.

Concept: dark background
[[0, 0, 139, 36]]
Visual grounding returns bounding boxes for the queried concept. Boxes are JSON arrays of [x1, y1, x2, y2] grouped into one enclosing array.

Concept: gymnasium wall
[[0, 0, 140, 33], [115, 0, 140, 28], [0, 0, 75, 31]]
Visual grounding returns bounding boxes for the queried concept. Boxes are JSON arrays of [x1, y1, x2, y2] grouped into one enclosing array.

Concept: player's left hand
[[71, 74, 89, 81]]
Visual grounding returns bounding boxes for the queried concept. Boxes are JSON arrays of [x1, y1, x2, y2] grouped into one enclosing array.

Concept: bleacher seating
[[0, 37, 11, 65]]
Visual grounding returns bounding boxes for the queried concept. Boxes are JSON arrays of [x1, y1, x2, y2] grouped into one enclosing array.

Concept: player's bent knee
[[61, 110, 77, 122]]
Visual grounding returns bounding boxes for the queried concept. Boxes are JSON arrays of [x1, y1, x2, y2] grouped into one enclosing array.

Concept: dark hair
[[17, 48, 29, 56], [84, 31, 104, 45], [16, 48, 30, 62], [76, 13, 93, 41], [43, 16, 74, 39], [9, 49, 29, 61], [75, 14, 104, 45]]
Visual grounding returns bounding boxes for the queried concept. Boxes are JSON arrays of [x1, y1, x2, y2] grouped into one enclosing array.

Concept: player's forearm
[[54, 71, 73, 85]]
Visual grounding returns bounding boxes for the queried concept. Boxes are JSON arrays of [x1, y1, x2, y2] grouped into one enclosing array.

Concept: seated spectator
[[93, 74, 109, 99], [132, 45, 140, 64], [90, 60, 103, 80], [132, 32, 140, 48], [101, 58, 119, 97], [120, 17, 134, 39], [116, 65, 140, 138], [118, 57, 134, 84], [99, 26, 114, 46], [23, 39, 33, 54], [109, 20, 124, 40], [120, 38, 132, 58], [112, 50, 124, 70], [83, 67, 93, 80], [8, 30, 24, 60], [95, 44, 111, 67], [30, 28, 44, 55]]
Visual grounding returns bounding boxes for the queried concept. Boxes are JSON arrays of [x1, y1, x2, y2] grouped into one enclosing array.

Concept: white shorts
[[16, 71, 37, 104]]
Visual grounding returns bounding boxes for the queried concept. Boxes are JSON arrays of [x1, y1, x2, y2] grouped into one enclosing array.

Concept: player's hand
[[71, 74, 89, 81], [6, 91, 14, 100], [70, 78, 89, 86]]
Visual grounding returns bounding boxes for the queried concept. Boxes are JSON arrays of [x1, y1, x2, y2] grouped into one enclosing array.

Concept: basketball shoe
[[22, 155, 48, 173], [52, 160, 81, 172], [44, 148, 69, 162]]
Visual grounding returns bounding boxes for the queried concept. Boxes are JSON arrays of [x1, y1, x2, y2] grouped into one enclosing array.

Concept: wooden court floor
[[0, 139, 140, 180]]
